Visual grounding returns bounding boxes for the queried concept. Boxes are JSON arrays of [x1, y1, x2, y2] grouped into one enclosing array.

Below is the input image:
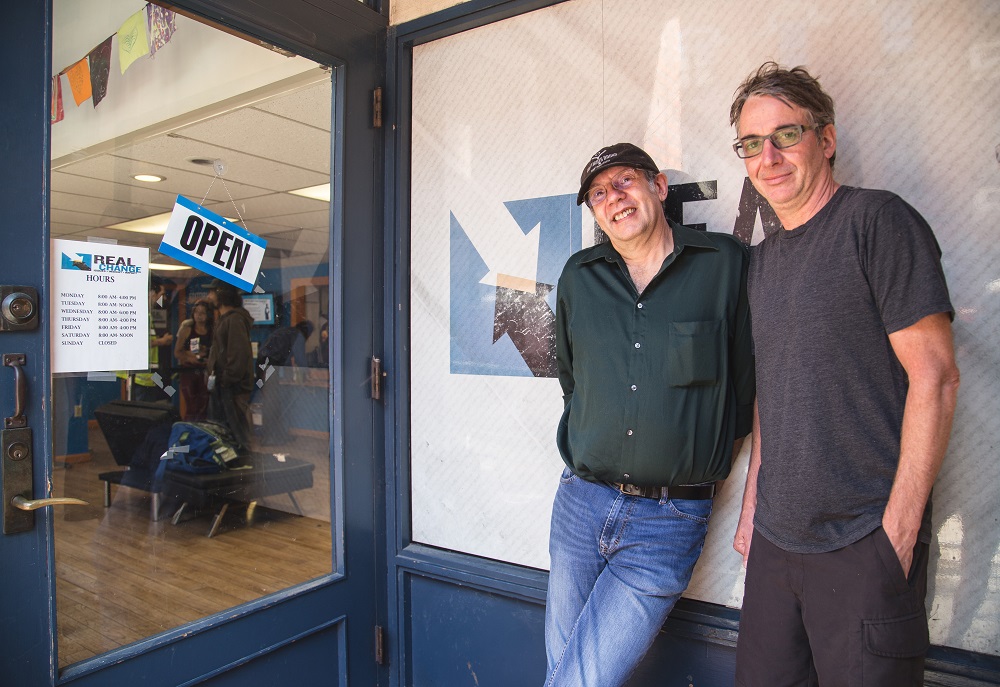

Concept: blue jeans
[[544, 468, 713, 687]]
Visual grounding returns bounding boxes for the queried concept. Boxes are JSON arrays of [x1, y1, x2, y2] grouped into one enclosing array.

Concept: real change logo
[[61, 252, 92, 271], [61, 251, 142, 274]]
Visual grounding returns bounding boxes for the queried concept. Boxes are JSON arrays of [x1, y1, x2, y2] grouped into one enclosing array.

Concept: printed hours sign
[[50, 240, 150, 374]]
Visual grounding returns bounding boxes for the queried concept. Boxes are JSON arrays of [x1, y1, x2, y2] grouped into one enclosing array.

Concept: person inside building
[[728, 61, 960, 686], [544, 142, 755, 687], [174, 299, 214, 420], [205, 279, 255, 448], [254, 319, 315, 444], [121, 277, 175, 403], [257, 319, 314, 372], [309, 321, 329, 367]]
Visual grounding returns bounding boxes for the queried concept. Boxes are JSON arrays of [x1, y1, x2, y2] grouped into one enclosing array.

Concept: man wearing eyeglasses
[[544, 143, 755, 687], [729, 62, 959, 686]]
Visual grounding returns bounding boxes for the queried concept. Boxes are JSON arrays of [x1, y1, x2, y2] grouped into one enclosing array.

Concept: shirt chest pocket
[[665, 320, 724, 387]]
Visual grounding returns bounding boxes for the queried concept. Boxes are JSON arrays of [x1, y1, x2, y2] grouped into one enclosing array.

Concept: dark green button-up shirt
[[555, 221, 755, 487]]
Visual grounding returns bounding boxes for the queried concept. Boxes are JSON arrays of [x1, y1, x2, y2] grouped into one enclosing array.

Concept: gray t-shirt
[[748, 186, 953, 553]]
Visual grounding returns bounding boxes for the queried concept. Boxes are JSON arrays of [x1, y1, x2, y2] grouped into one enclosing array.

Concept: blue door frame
[[0, 1, 389, 685]]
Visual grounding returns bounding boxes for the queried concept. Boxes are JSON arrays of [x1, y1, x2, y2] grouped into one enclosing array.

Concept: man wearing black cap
[[206, 278, 255, 447], [544, 143, 755, 687]]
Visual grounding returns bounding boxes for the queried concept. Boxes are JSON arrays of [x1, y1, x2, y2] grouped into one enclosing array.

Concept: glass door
[[0, 1, 385, 685]]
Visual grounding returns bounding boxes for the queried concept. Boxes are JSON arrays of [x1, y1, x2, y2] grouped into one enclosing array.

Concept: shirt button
[[631, 384, 637, 391], [634, 342, 641, 349], [637, 303, 643, 309], [626, 429, 633, 436]]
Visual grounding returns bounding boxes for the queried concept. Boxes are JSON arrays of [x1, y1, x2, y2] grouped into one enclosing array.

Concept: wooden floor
[[51, 426, 333, 669]]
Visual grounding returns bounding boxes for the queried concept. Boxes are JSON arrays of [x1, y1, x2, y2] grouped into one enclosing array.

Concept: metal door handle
[[12, 495, 89, 511], [3, 353, 26, 429]]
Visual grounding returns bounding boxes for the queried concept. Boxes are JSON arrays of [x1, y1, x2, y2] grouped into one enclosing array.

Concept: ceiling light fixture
[[133, 174, 165, 183], [288, 183, 330, 202], [149, 262, 191, 272]]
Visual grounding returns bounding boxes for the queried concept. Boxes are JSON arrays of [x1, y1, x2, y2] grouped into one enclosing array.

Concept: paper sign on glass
[[159, 196, 266, 292], [50, 239, 150, 374]]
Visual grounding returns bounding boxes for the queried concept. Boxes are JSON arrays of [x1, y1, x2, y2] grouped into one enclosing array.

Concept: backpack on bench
[[163, 420, 244, 474]]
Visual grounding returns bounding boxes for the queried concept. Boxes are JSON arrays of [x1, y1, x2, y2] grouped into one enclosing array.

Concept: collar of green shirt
[[576, 220, 720, 268]]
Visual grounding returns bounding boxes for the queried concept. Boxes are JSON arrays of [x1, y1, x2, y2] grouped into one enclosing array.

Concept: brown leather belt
[[609, 481, 716, 500]]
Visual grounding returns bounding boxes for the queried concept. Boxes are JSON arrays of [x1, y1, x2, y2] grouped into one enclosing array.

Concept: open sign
[[159, 195, 266, 291]]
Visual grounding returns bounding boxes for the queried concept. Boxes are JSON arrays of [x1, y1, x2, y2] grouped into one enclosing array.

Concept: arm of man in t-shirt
[[882, 311, 959, 574], [733, 400, 761, 567]]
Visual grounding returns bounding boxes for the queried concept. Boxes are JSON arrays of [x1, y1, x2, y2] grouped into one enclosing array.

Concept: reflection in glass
[[50, 2, 334, 669]]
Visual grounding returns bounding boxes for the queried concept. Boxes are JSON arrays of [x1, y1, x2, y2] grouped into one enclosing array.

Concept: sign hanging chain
[[197, 159, 248, 230]]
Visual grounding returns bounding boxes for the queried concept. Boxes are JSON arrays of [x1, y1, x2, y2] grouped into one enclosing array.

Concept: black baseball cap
[[576, 143, 661, 205]]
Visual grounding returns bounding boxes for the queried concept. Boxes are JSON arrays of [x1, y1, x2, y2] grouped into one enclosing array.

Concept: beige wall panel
[[392, 0, 471, 25]]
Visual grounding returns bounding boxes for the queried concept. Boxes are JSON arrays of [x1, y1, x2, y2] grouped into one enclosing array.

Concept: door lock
[[1, 353, 88, 534], [2, 427, 88, 534], [0, 286, 38, 331]]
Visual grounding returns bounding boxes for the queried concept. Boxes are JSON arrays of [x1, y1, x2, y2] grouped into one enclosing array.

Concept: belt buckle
[[616, 482, 639, 497]]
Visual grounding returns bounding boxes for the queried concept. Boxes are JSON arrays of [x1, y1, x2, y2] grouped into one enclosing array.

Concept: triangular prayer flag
[[65, 58, 92, 106], [89, 36, 113, 107], [147, 5, 177, 57], [51, 75, 65, 124], [118, 8, 150, 74]]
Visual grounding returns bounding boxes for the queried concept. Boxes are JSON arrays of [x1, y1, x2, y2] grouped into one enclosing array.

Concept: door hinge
[[370, 356, 386, 401], [375, 624, 386, 665], [373, 87, 383, 129]]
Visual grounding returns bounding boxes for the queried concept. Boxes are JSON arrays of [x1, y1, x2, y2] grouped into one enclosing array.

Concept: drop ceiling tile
[[50, 207, 133, 229], [202, 192, 328, 223], [113, 136, 326, 192], [56, 153, 271, 203], [262, 209, 331, 230], [253, 81, 332, 131], [52, 172, 179, 207], [51, 223, 93, 238], [51, 191, 162, 221], [177, 108, 330, 173], [75, 227, 162, 251]]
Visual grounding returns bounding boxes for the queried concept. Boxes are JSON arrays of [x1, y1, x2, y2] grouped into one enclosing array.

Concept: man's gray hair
[[730, 61, 837, 168], [643, 169, 659, 192]]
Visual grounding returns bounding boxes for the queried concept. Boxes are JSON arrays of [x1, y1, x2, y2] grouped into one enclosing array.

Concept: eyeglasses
[[732, 124, 820, 159], [585, 169, 645, 208]]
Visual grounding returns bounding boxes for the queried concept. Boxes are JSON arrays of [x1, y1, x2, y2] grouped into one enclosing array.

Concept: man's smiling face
[[737, 95, 836, 225], [587, 165, 668, 249]]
